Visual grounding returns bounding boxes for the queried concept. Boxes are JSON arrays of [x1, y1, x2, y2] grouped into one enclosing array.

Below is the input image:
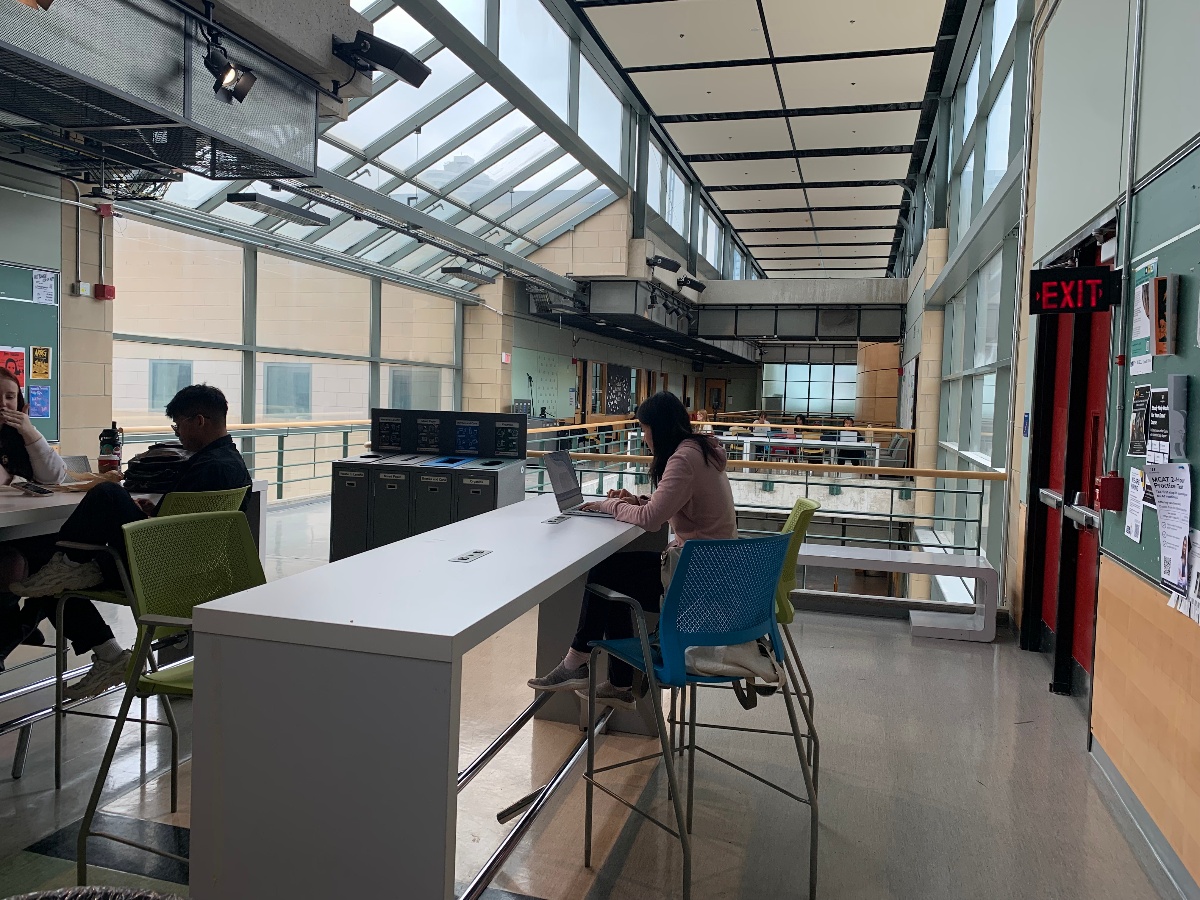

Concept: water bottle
[[98, 421, 122, 473]]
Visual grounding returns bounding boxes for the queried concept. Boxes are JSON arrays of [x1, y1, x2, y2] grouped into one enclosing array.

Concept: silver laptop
[[543, 450, 613, 517]]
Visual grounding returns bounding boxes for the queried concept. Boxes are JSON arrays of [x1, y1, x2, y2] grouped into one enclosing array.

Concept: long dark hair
[[638, 391, 720, 485], [0, 368, 32, 480]]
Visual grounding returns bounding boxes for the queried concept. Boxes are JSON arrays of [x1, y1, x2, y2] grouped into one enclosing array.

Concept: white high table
[[189, 493, 652, 900]]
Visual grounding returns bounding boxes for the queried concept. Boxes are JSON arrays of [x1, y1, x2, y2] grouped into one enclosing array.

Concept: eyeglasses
[[170, 415, 200, 434]]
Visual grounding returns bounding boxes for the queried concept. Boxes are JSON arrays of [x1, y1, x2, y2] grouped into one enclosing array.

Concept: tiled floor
[[0, 498, 1177, 900]]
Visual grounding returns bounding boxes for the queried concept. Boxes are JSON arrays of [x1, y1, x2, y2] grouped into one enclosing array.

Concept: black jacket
[[161, 435, 252, 510]]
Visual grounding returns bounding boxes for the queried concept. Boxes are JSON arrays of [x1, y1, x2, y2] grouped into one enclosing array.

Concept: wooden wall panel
[[1092, 557, 1200, 879]]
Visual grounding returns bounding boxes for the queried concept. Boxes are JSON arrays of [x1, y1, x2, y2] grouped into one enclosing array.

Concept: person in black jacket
[[9, 384, 251, 698]]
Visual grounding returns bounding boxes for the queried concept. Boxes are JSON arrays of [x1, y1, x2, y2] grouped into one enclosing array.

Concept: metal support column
[[369, 277, 382, 410], [687, 184, 701, 274], [240, 245, 257, 470], [933, 98, 951, 230], [632, 112, 650, 240]]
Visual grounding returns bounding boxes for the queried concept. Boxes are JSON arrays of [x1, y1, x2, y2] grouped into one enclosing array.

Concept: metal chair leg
[[11, 724, 31, 779], [161, 695, 179, 813], [782, 682, 819, 900], [782, 650, 820, 794], [76, 682, 139, 885], [584, 649, 598, 869], [782, 623, 815, 718], [54, 598, 66, 790], [686, 683, 697, 835], [646, 670, 691, 900], [140, 696, 147, 750]]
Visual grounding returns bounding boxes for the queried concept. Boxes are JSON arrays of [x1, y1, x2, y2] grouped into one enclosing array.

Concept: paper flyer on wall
[[1171, 529, 1200, 622], [29, 346, 50, 381], [31, 270, 55, 306], [0, 347, 25, 386], [1128, 384, 1150, 457], [1124, 468, 1144, 542], [1129, 259, 1157, 375], [1145, 463, 1192, 595], [1146, 388, 1171, 465]]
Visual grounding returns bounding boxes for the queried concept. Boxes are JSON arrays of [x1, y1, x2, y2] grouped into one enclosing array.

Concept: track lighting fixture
[[204, 43, 256, 103], [646, 255, 681, 273]]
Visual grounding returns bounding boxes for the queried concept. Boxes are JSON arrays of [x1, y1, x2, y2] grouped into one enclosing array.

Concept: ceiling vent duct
[[0, 0, 320, 193]]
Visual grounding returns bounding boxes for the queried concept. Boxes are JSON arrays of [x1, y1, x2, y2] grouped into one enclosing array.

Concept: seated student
[[693, 408, 714, 434], [751, 413, 772, 460], [0, 368, 68, 669], [7, 384, 251, 698], [793, 414, 825, 464], [837, 416, 867, 465], [528, 391, 737, 709]]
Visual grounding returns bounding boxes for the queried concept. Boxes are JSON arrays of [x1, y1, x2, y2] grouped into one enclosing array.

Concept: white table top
[[193, 494, 646, 663], [0, 485, 85, 530]]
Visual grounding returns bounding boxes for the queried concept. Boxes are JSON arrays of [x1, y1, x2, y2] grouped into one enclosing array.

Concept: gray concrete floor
[[0, 498, 1174, 900]]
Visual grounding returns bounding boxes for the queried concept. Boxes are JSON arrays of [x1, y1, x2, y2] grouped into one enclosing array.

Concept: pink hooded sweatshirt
[[591, 436, 737, 546]]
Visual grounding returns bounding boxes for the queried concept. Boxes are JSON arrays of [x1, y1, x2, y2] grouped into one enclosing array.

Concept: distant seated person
[[751, 413, 772, 460], [0, 367, 68, 670], [3, 384, 250, 697], [693, 408, 714, 434], [794, 415, 825, 463], [837, 417, 867, 465]]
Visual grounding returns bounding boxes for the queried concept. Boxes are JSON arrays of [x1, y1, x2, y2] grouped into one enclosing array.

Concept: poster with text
[[1145, 463, 1192, 595], [0, 347, 25, 386], [1128, 384, 1150, 457], [1130, 259, 1157, 375], [1125, 468, 1144, 542], [29, 346, 50, 381], [26, 385, 49, 419], [31, 270, 55, 305], [1176, 529, 1200, 623], [1146, 387, 1170, 464]]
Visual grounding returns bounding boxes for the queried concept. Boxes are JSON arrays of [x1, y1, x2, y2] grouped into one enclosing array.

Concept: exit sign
[[1029, 266, 1119, 315]]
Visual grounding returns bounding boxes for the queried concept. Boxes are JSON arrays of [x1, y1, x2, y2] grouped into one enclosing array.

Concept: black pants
[[20, 482, 147, 656], [571, 551, 663, 688]]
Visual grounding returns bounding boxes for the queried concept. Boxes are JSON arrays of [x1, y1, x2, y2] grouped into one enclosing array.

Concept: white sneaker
[[64, 650, 132, 701], [10, 552, 103, 597]]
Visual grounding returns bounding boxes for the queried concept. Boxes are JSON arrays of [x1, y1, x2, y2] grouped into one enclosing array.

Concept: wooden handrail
[[123, 419, 371, 436], [527, 450, 1005, 482]]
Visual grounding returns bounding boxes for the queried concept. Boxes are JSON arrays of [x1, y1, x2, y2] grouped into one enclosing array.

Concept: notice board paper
[[26, 385, 49, 419], [1128, 384, 1150, 457], [29, 346, 50, 381], [1146, 387, 1170, 464], [0, 346, 25, 386], [1145, 463, 1192, 595], [1130, 259, 1158, 375], [1173, 529, 1200, 622], [31, 270, 55, 306], [1125, 468, 1144, 542]]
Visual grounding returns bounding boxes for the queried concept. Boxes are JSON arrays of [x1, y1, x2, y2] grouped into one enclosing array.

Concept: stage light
[[646, 255, 681, 273], [204, 44, 256, 103], [677, 276, 706, 293], [334, 30, 431, 88]]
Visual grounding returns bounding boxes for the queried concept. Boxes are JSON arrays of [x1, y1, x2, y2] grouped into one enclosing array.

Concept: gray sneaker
[[11, 552, 103, 598], [528, 661, 589, 692], [64, 650, 132, 701], [576, 680, 636, 711]]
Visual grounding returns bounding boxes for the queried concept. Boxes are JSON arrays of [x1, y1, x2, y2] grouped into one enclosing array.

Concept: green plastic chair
[[76, 511, 266, 885], [49, 485, 249, 788], [777, 498, 820, 736]]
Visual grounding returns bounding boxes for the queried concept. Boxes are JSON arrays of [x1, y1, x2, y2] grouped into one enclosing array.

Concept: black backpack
[[121, 442, 191, 493]]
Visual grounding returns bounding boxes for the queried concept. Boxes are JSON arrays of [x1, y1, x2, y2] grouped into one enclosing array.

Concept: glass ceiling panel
[[314, 218, 383, 252], [164, 172, 229, 207], [447, 133, 556, 204], [377, 84, 505, 172], [394, 243, 448, 273], [274, 202, 342, 241], [412, 111, 533, 180], [527, 187, 610, 243], [500, 0, 569, 119], [439, 0, 487, 41], [371, 6, 433, 50], [364, 232, 418, 263], [326, 50, 471, 151], [318, 140, 350, 170], [504, 171, 594, 232]]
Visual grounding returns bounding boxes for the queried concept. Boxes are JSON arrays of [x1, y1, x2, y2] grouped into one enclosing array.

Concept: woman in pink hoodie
[[529, 391, 737, 709]]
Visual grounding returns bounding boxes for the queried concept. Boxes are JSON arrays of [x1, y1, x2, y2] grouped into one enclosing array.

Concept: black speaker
[[334, 30, 431, 88]]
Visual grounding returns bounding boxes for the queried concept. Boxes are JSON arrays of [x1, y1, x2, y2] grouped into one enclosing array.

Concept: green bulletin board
[[0, 261, 60, 442], [1101, 144, 1200, 582]]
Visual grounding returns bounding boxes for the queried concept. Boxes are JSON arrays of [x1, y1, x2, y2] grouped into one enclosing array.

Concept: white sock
[[564, 647, 589, 670], [93, 639, 124, 662]]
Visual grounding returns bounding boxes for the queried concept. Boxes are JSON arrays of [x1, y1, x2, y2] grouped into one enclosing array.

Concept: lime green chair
[[76, 511, 266, 885], [776, 498, 821, 779], [50, 485, 249, 788]]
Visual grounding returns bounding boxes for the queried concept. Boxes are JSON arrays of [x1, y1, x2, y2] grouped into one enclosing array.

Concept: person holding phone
[[0, 366, 67, 669]]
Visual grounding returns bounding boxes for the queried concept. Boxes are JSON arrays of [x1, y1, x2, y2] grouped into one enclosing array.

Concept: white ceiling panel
[[714, 184, 905, 209], [763, 0, 944, 56], [633, 66, 781, 115], [799, 153, 912, 182], [692, 158, 803, 186], [764, 257, 889, 269], [749, 228, 895, 245], [752, 245, 890, 258], [728, 212, 820, 229], [789, 109, 922, 149], [777, 54, 934, 108], [764, 269, 889, 279], [809, 208, 904, 228], [666, 118, 794, 155], [586, 0, 767, 67]]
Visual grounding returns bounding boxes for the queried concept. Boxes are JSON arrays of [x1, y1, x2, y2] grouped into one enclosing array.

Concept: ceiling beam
[[685, 146, 913, 163], [708, 179, 907, 192], [726, 205, 901, 215], [745, 242, 893, 249], [658, 102, 924, 125], [393, 0, 628, 198], [625, 46, 937, 74]]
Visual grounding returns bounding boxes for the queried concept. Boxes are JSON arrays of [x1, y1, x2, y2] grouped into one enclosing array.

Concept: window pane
[[969, 373, 997, 455], [991, 0, 1018, 73], [834, 364, 857, 383], [411, 109, 533, 182], [380, 282, 457, 364], [956, 157, 974, 242], [647, 143, 665, 214], [961, 50, 980, 143], [438, 0, 486, 40], [665, 165, 687, 235], [389, 365, 454, 409], [257, 354, 368, 421], [257, 254, 370, 356], [982, 68, 1014, 202], [149, 360, 193, 412], [448, 134, 557, 205], [114, 342, 243, 428], [377, 85, 506, 172], [786, 364, 809, 384], [372, 7, 433, 51], [500, 0, 569, 119], [974, 251, 1004, 367], [114, 219, 243, 342], [579, 55, 623, 172]]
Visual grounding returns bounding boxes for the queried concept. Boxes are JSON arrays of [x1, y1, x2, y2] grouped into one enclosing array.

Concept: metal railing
[[123, 420, 372, 501]]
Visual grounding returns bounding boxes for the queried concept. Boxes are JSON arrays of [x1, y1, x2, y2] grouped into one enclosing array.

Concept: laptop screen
[[543, 450, 584, 510]]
